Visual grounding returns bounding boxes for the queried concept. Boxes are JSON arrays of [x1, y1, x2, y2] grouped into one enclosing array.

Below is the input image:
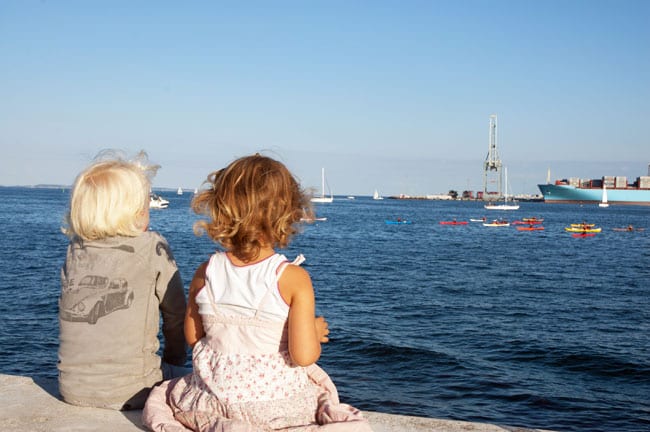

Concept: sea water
[[0, 187, 648, 432]]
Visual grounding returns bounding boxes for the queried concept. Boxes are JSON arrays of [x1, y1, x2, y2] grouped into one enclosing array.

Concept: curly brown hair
[[192, 154, 312, 262]]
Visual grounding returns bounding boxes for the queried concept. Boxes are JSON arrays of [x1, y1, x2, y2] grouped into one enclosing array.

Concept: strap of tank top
[[252, 254, 304, 318], [252, 257, 287, 318], [202, 253, 223, 316]]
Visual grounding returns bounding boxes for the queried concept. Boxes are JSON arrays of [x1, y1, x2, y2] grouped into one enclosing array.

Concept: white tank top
[[196, 251, 291, 322]]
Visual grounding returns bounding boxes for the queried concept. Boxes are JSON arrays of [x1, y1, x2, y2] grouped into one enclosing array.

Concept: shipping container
[[602, 176, 615, 187], [591, 179, 603, 188], [568, 177, 581, 187], [639, 176, 650, 189], [615, 176, 627, 188]]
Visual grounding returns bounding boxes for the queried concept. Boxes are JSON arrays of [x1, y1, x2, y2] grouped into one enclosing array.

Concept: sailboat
[[599, 183, 609, 208], [485, 167, 520, 210], [373, 189, 383, 200], [311, 168, 334, 203], [177, 187, 183, 195]]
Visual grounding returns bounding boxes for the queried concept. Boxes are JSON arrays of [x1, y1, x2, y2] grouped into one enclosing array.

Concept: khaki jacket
[[58, 231, 187, 410]]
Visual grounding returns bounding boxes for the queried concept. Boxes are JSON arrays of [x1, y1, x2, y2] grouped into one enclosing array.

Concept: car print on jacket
[[60, 275, 134, 324]]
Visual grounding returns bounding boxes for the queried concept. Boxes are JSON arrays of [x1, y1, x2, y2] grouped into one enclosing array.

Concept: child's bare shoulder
[[281, 263, 312, 286]]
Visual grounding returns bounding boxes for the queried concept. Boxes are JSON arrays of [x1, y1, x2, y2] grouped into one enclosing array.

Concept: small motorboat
[[149, 193, 169, 209]]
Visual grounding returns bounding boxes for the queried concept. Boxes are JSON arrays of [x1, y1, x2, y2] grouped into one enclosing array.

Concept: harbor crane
[[482, 114, 503, 200]]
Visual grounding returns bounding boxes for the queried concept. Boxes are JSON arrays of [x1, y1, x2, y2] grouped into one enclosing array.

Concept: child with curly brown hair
[[143, 154, 370, 431]]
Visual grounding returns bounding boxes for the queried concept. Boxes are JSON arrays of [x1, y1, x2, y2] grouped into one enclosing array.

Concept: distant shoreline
[[0, 184, 70, 189], [387, 195, 544, 202], [0, 185, 545, 202]]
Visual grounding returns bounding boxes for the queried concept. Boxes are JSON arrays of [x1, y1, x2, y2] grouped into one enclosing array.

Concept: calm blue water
[[1, 187, 649, 432]]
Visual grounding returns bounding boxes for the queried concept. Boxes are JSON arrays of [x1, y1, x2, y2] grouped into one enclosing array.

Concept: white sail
[[311, 168, 333, 203], [599, 183, 609, 208], [485, 167, 520, 210]]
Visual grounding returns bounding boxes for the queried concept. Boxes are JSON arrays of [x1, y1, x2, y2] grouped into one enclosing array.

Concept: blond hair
[[192, 154, 310, 262], [63, 150, 159, 241]]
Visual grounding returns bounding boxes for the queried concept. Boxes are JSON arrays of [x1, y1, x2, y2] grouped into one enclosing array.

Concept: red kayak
[[439, 221, 468, 225], [572, 233, 596, 238], [513, 219, 544, 225], [516, 226, 545, 231]]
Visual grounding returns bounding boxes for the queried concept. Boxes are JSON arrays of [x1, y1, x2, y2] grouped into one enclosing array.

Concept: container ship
[[538, 164, 650, 206]]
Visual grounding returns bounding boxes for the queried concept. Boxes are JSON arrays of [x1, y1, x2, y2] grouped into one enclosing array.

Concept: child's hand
[[315, 316, 330, 343]]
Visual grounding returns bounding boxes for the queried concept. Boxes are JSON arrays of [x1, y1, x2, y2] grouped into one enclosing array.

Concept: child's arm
[[184, 261, 208, 347], [280, 265, 329, 366]]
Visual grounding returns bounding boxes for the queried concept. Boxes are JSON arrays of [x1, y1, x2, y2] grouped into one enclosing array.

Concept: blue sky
[[1, 1, 648, 196]]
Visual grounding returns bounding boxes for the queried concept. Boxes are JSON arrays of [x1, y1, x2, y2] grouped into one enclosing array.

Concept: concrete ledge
[[0, 374, 553, 432]]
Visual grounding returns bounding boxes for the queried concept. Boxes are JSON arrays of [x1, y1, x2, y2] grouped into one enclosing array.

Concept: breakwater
[[0, 374, 554, 431]]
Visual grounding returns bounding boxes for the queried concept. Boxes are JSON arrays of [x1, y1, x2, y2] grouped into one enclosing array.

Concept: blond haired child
[[143, 154, 370, 431], [59, 150, 187, 410]]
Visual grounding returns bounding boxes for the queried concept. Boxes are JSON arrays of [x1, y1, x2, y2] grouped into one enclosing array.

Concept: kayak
[[516, 226, 545, 231], [522, 217, 544, 223], [570, 223, 595, 227], [572, 233, 596, 238], [439, 221, 468, 225], [470, 218, 487, 222], [385, 220, 412, 225], [565, 227, 602, 233], [483, 221, 510, 227]]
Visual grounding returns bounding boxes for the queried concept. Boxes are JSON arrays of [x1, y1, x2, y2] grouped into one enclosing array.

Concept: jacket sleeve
[[153, 235, 188, 366], [159, 270, 188, 365]]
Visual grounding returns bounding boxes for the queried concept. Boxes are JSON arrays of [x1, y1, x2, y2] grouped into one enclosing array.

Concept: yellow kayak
[[565, 227, 602, 233]]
